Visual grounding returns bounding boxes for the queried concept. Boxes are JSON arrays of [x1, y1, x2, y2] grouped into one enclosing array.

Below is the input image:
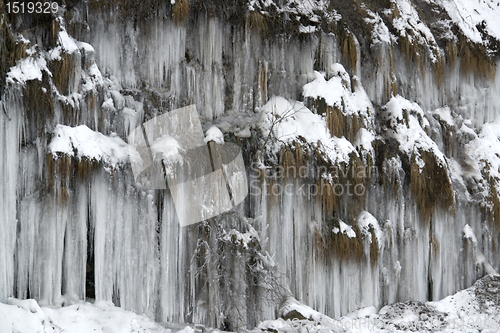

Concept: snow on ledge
[[49, 124, 134, 167], [356, 210, 382, 244], [303, 68, 372, 116], [6, 56, 48, 85], [204, 126, 225, 144], [333, 220, 356, 238], [259, 96, 355, 165]]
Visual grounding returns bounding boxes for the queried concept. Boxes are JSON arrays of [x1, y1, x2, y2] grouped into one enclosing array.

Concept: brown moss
[[23, 72, 54, 143], [435, 55, 446, 88], [446, 40, 457, 69], [369, 226, 379, 266], [387, 1, 401, 21], [410, 149, 454, 224], [49, 53, 79, 95], [338, 26, 358, 73], [0, 18, 28, 95], [458, 35, 496, 80], [173, 0, 190, 25], [246, 11, 268, 35], [318, 178, 341, 216], [397, 33, 427, 75], [77, 157, 94, 181], [315, 218, 364, 263], [312, 99, 363, 142], [490, 181, 500, 229], [47, 153, 73, 204]]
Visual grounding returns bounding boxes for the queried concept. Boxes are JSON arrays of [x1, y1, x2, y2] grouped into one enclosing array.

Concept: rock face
[[1, 0, 500, 329]]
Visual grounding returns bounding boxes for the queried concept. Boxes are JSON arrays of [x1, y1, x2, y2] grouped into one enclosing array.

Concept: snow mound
[[383, 95, 446, 171], [356, 211, 382, 244], [259, 96, 355, 165], [279, 296, 333, 323], [204, 126, 225, 144], [7, 56, 48, 85], [49, 124, 134, 168], [439, 0, 500, 46], [303, 69, 372, 116], [0, 298, 171, 333], [253, 275, 500, 333], [466, 120, 500, 181]]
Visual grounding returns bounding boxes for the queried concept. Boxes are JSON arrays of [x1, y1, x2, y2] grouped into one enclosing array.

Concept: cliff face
[[1, 0, 500, 329]]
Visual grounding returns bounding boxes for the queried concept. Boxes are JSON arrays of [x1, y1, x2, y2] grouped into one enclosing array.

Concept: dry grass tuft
[[410, 150, 454, 224], [246, 11, 268, 35], [311, 98, 362, 142], [490, 181, 500, 229], [49, 53, 79, 96], [446, 40, 457, 69], [435, 55, 446, 88], [458, 36, 496, 80], [173, 0, 190, 25], [315, 218, 364, 263], [369, 226, 379, 266]]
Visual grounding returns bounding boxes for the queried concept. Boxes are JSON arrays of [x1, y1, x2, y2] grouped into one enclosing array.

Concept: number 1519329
[[5, 1, 59, 14]]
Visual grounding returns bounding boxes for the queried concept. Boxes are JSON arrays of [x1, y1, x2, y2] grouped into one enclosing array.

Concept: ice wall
[[1, 1, 500, 330]]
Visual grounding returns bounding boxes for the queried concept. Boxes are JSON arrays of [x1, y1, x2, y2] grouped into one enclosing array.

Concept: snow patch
[[332, 220, 356, 238], [6, 56, 47, 84], [204, 126, 225, 144], [49, 125, 134, 168], [0, 298, 171, 333], [439, 0, 500, 46], [383, 95, 446, 171], [357, 211, 382, 244], [303, 69, 372, 116], [259, 96, 355, 165]]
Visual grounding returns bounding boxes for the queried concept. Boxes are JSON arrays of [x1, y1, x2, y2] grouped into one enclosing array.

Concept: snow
[[6, 57, 47, 85], [259, 95, 355, 165], [260, 96, 329, 143], [58, 30, 79, 54], [333, 220, 356, 238], [463, 224, 477, 243], [279, 297, 330, 322], [356, 211, 382, 244], [299, 25, 317, 34], [49, 125, 134, 167], [204, 126, 225, 144], [81, 63, 104, 92], [383, 95, 446, 171], [254, 275, 500, 333], [49, 30, 81, 61], [102, 98, 115, 111], [355, 128, 375, 153], [430, 107, 456, 127], [390, 0, 442, 61], [439, 0, 500, 46], [0, 298, 171, 333], [465, 120, 500, 181], [346, 306, 378, 319], [248, 0, 335, 25], [8, 275, 500, 333], [76, 41, 95, 53], [151, 134, 185, 167], [364, 9, 392, 44], [303, 69, 372, 116]]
